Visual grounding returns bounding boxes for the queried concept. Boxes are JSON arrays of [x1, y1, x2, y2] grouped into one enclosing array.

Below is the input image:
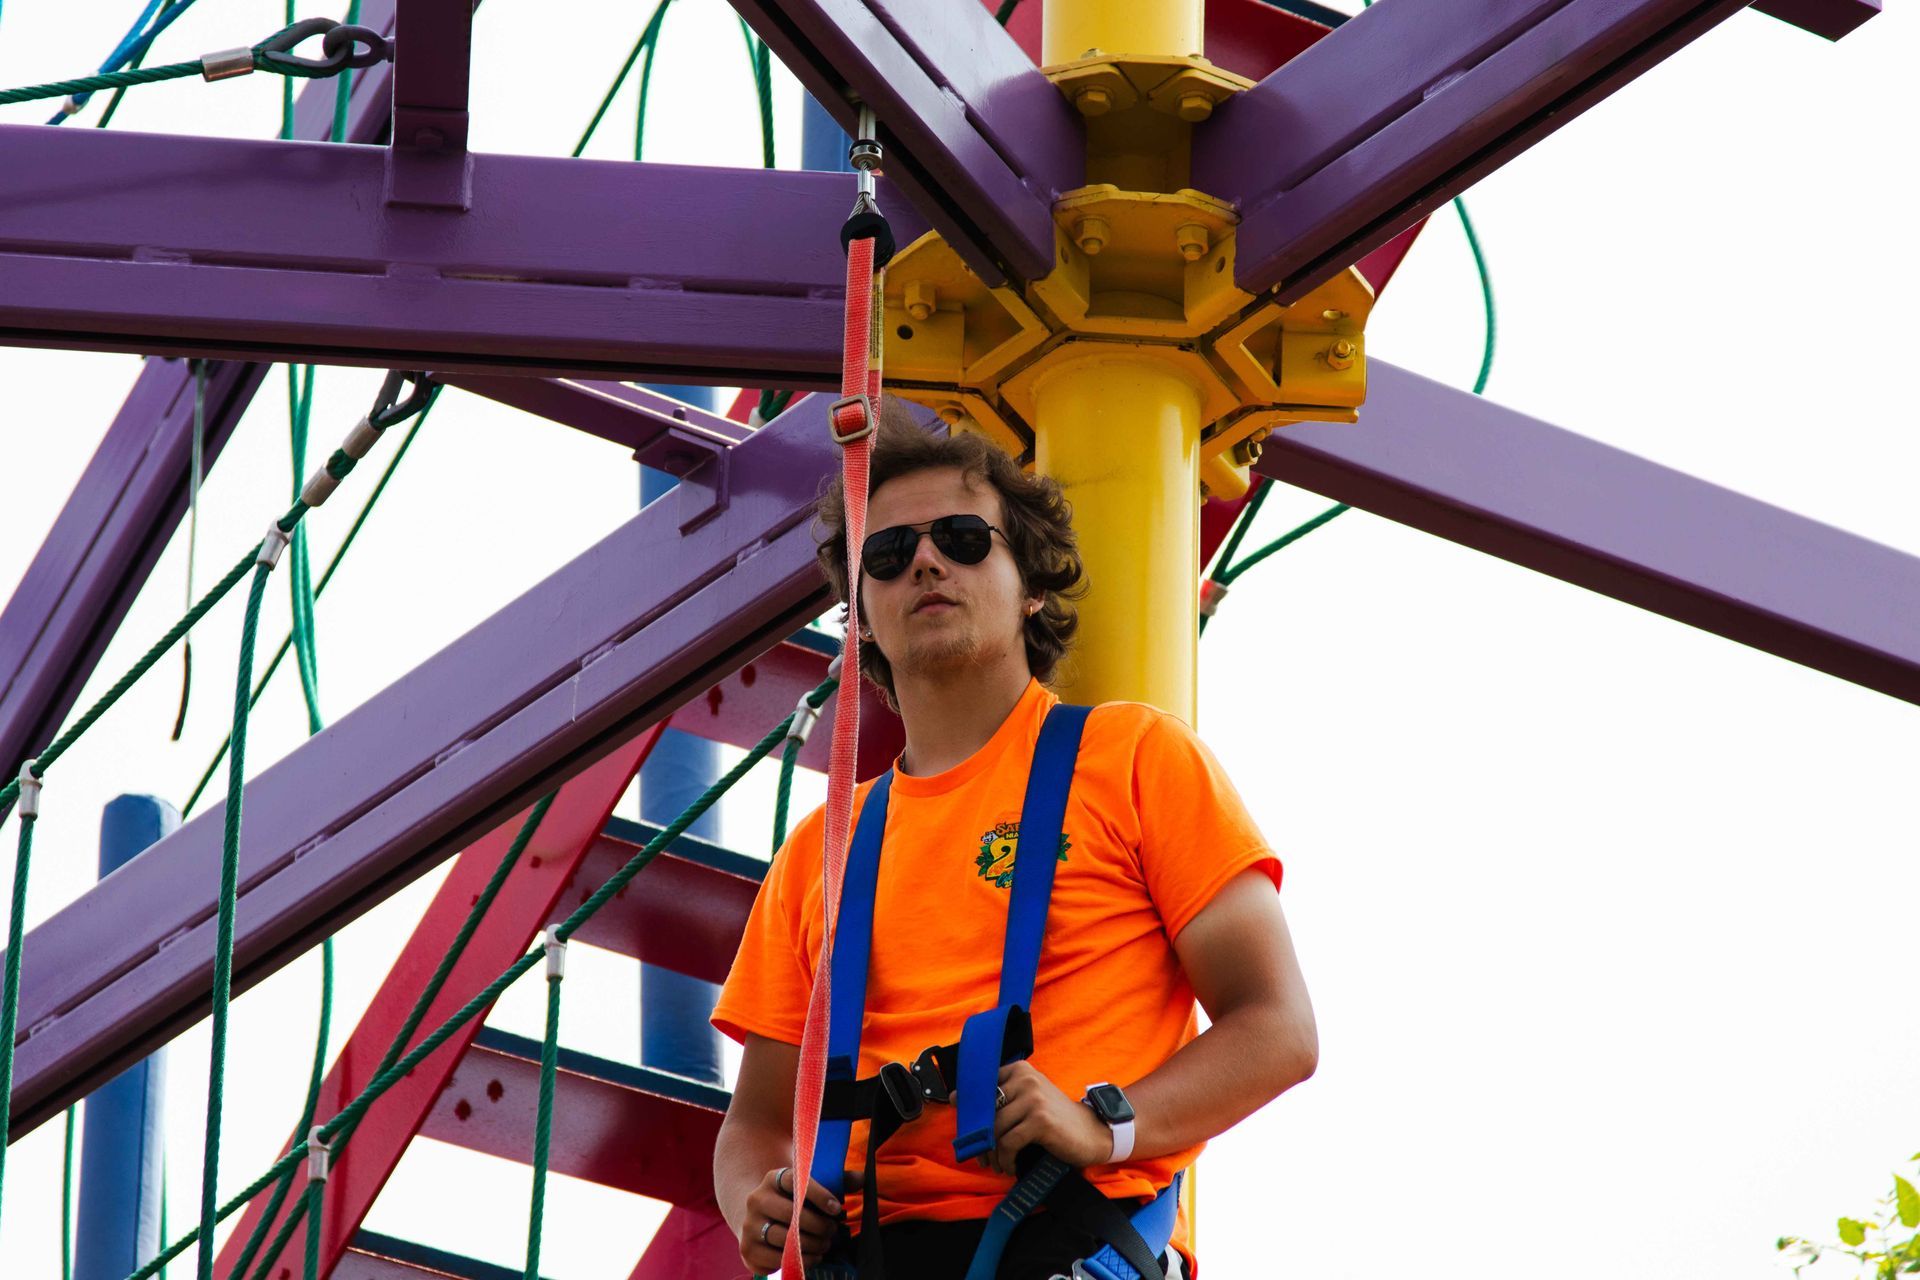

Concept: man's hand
[[985, 1060, 1114, 1175], [735, 1165, 846, 1274]]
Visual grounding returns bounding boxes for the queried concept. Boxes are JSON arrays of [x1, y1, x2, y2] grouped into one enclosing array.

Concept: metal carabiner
[[369, 370, 437, 429], [255, 18, 391, 77]]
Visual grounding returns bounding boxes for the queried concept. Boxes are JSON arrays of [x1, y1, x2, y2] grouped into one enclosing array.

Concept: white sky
[[1, 1, 1917, 1277]]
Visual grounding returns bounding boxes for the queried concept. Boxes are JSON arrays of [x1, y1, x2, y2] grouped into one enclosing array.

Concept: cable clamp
[[542, 927, 568, 982], [342, 415, 381, 460], [307, 1126, 331, 1183], [1198, 578, 1229, 618], [257, 522, 292, 568], [786, 693, 822, 748], [300, 466, 341, 509], [828, 394, 876, 446], [201, 47, 256, 81], [16, 760, 41, 819], [59, 96, 84, 117]]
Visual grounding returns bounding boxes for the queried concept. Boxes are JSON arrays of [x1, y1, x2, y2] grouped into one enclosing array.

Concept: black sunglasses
[[860, 514, 1006, 581]]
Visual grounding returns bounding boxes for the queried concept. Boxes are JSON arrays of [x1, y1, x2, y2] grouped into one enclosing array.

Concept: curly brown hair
[[814, 399, 1085, 707]]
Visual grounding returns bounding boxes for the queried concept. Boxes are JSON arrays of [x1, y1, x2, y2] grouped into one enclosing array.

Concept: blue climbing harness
[[809, 703, 1182, 1280]]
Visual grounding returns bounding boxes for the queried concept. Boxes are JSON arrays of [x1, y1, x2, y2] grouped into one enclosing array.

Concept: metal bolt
[[1325, 338, 1357, 370], [412, 127, 446, 150], [1322, 309, 1346, 322], [1175, 223, 1210, 262], [936, 403, 966, 424], [905, 281, 937, 321], [1176, 92, 1213, 122], [1075, 215, 1111, 256], [1231, 435, 1265, 467], [1074, 86, 1113, 117]]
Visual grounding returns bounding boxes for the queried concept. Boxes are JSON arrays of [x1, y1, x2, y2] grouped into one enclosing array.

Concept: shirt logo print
[[974, 820, 1071, 890]]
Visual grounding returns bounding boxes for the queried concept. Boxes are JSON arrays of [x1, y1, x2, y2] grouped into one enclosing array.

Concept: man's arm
[[715, 1032, 846, 1271], [990, 867, 1315, 1170]]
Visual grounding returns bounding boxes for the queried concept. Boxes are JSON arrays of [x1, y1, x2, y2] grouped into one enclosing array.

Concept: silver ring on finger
[[995, 1086, 1008, 1110], [760, 1218, 776, 1247], [776, 1165, 791, 1195]]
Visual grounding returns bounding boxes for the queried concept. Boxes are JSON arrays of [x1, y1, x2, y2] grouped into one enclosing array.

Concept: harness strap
[[963, 1157, 1177, 1280], [952, 703, 1092, 1162]]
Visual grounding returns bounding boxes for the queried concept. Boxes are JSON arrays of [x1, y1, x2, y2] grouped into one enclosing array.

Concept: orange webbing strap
[[783, 229, 885, 1280]]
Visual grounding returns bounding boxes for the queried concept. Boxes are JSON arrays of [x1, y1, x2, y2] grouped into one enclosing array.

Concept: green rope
[[994, 0, 1022, 24], [236, 793, 556, 1280], [302, 1176, 323, 1280], [0, 550, 253, 815], [571, 17, 655, 157], [182, 402, 434, 817], [772, 739, 801, 851], [196, 558, 275, 1279], [1456, 198, 1497, 395], [0, 15, 371, 109], [524, 956, 563, 1280], [632, 0, 674, 161], [288, 365, 323, 734], [0, 808, 37, 1230], [63, 1104, 76, 1280], [1216, 503, 1350, 587]]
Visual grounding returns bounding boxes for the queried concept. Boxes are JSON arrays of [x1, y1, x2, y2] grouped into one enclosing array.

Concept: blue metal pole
[[801, 94, 853, 174], [74, 795, 177, 1280], [638, 385, 726, 1086]]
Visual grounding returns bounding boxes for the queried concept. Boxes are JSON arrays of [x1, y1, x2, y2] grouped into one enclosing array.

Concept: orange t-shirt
[[711, 678, 1281, 1259]]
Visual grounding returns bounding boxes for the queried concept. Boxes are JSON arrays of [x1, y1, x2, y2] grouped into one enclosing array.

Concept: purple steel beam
[[421, 1028, 727, 1207], [438, 376, 749, 468], [1200, 0, 1760, 301], [1, 396, 862, 1139], [387, 0, 476, 209], [0, 361, 261, 789], [729, 0, 1080, 285], [0, 125, 924, 384], [1259, 361, 1920, 705], [0, 0, 410, 797], [1751, 0, 1880, 39]]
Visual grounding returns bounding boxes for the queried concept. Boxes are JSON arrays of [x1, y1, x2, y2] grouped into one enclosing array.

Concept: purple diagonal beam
[[730, 0, 1079, 285], [0, 124, 924, 383], [1200, 0, 1758, 301], [1752, 0, 1880, 40], [1259, 361, 1920, 705], [1, 397, 859, 1139], [0, 0, 408, 798]]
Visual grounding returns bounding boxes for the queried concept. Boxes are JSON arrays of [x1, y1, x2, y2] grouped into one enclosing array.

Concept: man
[[712, 405, 1316, 1279]]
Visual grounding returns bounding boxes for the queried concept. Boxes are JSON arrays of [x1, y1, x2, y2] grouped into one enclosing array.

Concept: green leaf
[[1841, 1218, 1870, 1246], [1895, 1176, 1920, 1230]]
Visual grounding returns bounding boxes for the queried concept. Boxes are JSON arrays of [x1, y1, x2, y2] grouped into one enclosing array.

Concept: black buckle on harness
[[911, 1043, 955, 1105], [877, 1060, 923, 1123]]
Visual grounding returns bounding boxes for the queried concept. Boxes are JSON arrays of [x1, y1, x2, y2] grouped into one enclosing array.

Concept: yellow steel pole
[[1042, 0, 1204, 64], [1032, 353, 1202, 723]]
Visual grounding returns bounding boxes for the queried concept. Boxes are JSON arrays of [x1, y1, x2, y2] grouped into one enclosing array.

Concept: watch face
[[1087, 1083, 1135, 1125]]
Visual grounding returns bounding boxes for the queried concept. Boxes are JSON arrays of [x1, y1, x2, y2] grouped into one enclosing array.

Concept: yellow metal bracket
[[880, 48, 1374, 504]]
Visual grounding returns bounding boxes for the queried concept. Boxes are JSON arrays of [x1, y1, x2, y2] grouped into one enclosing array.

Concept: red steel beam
[[627, 1206, 742, 1280], [213, 733, 661, 1280], [419, 1028, 727, 1209], [554, 819, 762, 984]]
